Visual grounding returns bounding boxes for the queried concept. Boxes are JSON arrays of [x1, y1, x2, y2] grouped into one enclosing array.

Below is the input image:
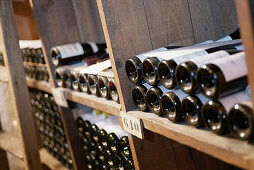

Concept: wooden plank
[[26, 79, 121, 116], [40, 148, 68, 170], [0, 132, 23, 160], [0, 1, 42, 169], [187, 0, 238, 43], [142, 0, 195, 48], [0, 66, 8, 82], [128, 132, 177, 170], [97, 0, 153, 112], [235, 0, 254, 118], [29, 0, 81, 87], [0, 149, 10, 170], [128, 110, 254, 169], [72, 0, 105, 43]]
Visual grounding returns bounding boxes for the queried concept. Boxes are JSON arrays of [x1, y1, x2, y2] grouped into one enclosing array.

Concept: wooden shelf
[[23, 62, 46, 67], [127, 110, 254, 169], [39, 148, 68, 170], [0, 66, 8, 82], [0, 132, 23, 160], [26, 78, 121, 116]]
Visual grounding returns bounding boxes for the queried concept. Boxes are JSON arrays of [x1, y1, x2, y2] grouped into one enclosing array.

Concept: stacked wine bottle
[[31, 92, 74, 169], [126, 30, 254, 141], [20, 41, 49, 82], [76, 112, 134, 169], [52, 42, 119, 103]]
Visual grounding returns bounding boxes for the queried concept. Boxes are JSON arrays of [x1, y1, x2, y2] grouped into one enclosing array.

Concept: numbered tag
[[120, 112, 144, 139], [52, 88, 68, 107]]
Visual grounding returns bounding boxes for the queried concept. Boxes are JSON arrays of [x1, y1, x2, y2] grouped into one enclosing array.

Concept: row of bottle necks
[[55, 66, 119, 103], [126, 38, 252, 140], [31, 92, 134, 170], [24, 65, 49, 82], [125, 39, 247, 99]]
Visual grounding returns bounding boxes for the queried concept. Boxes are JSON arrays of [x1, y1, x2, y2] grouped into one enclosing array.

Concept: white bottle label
[[159, 85, 171, 94], [196, 93, 210, 104], [216, 36, 232, 42], [196, 40, 215, 45], [87, 42, 99, 53], [80, 59, 112, 75], [190, 50, 230, 67], [173, 89, 188, 101], [209, 52, 247, 82], [57, 43, 84, 59], [173, 50, 209, 64], [136, 47, 167, 62], [219, 91, 250, 112], [19, 40, 42, 49]]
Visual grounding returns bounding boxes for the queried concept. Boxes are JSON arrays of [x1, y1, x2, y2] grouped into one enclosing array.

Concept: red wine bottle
[[175, 48, 241, 94], [125, 46, 183, 85], [147, 40, 242, 87], [161, 89, 187, 122], [146, 86, 170, 116], [202, 91, 250, 135], [181, 93, 210, 127], [197, 52, 247, 98], [228, 100, 253, 140], [51, 42, 107, 66], [132, 83, 151, 111]]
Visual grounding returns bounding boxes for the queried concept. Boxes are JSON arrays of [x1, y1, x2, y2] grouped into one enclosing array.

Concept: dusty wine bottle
[[181, 93, 210, 127], [161, 89, 187, 122], [132, 83, 151, 111], [88, 75, 100, 96], [146, 86, 170, 116], [175, 48, 241, 94], [70, 71, 80, 91], [157, 41, 242, 89], [55, 68, 64, 87], [228, 100, 253, 140], [51, 42, 107, 66], [125, 46, 183, 85], [197, 52, 247, 98], [202, 91, 250, 135], [98, 76, 110, 99]]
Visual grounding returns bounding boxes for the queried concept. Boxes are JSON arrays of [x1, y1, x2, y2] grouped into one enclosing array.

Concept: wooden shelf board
[[39, 148, 68, 170], [0, 132, 23, 160], [26, 79, 121, 116], [26, 78, 52, 94], [127, 111, 254, 169], [23, 62, 47, 67], [0, 66, 8, 82]]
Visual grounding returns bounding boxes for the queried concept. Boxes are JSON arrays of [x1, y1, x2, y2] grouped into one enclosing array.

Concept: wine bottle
[[161, 89, 187, 122], [98, 76, 110, 99], [55, 68, 65, 87], [197, 52, 248, 98], [132, 83, 151, 111], [228, 100, 253, 140], [175, 48, 241, 94], [78, 73, 89, 93], [125, 46, 184, 85], [70, 71, 80, 91], [146, 86, 170, 116], [144, 40, 242, 87], [87, 74, 100, 96], [202, 91, 250, 135], [157, 40, 242, 89], [50, 42, 107, 66], [181, 93, 210, 127], [108, 79, 119, 103]]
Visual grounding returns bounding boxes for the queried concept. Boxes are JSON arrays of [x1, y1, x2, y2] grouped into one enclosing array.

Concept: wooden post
[[0, 0, 42, 169], [235, 0, 254, 117], [29, 0, 87, 169]]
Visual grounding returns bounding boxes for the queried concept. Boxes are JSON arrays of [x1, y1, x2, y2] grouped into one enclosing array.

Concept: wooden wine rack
[[0, 0, 253, 169]]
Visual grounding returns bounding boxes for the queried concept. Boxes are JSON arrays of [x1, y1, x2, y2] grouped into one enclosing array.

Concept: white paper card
[[19, 40, 42, 49], [120, 112, 144, 139], [209, 52, 247, 82], [56, 43, 84, 59], [52, 88, 68, 107], [80, 59, 112, 75], [219, 91, 250, 111], [87, 42, 99, 53]]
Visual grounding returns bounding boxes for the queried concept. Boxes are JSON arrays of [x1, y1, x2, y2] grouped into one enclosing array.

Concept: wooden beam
[[235, 0, 254, 118], [0, 0, 42, 169]]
